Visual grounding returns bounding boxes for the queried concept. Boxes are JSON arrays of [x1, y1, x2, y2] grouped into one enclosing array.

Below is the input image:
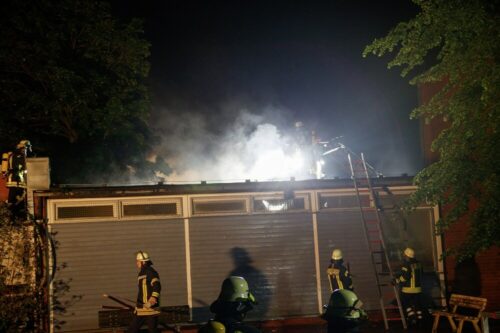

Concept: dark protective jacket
[[210, 299, 254, 323], [327, 260, 353, 291], [395, 258, 422, 294], [3, 149, 27, 188], [210, 299, 260, 333], [135, 264, 161, 313]]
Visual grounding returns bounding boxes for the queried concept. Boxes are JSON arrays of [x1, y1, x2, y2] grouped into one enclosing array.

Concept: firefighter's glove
[[391, 278, 398, 286], [145, 297, 157, 308]]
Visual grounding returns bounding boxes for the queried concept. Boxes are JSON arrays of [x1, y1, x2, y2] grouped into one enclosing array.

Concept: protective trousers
[[401, 293, 423, 326], [127, 314, 159, 333]]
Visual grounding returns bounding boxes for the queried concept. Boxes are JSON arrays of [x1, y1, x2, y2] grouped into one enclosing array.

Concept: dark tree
[[0, 0, 168, 183]]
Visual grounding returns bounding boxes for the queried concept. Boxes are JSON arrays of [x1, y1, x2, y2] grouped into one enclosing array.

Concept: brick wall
[[418, 81, 449, 165], [442, 217, 500, 311]]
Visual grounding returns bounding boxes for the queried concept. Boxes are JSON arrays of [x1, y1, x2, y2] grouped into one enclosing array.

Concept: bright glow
[[249, 148, 304, 180], [315, 160, 324, 179], [262, 200, 286, 211], [152, 118, 316, 183]]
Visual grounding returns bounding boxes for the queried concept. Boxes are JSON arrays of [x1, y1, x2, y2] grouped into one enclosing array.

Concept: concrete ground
[[254, 320, 499, 333], [152, 319, 498, 333], [115, 316, 499, 333]]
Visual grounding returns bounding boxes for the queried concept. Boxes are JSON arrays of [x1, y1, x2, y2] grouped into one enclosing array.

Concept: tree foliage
[[0, 203, 80, 332], [0, 204, 37, 332], [364, 0, 500, 258], [0, 0, 169, 183]]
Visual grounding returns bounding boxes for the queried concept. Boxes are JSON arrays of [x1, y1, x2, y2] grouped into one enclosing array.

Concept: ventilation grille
[[123, 203, 178, 217], [57, 205, 114, 219], [319, 195, 370, 209], [193, 200, 247, 214]]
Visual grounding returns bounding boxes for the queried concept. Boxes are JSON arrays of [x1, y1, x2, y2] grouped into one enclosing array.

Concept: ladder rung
[[384, 305, 400, 310]]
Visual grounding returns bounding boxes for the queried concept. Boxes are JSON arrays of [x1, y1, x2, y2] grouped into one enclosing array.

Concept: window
[[57, 205, 115, 219], [318, 193, 370, 209], [122, 202, 179, 217], [192, 198, 248, 215], [253, 196, 307, 213]]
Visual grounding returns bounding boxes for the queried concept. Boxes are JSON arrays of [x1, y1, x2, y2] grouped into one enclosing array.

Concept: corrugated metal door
[[189, 213, 317, 321], [50, 219, 187, 332]]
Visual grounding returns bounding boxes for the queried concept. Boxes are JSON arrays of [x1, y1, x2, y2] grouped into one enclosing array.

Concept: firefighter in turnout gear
[[393, 247, 424, 327], [127, 251, 161, 333], [327, 249, 353, 292], [199, 276, 260, 333], [1, 140, 31, 216], [322, 289, 367, 333]]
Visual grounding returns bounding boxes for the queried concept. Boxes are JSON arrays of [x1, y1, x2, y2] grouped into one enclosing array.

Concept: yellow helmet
[[136, 251, 151, 262], [404, 247, 415, 259], [218, 276, 255, 302], [331, 249, 343, 260], [199, 320, 226, 333]]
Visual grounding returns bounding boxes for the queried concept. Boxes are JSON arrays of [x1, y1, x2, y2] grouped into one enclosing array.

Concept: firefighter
[[393, 247, 423, 327], [1, 140, 31, 216], [322, 289, 367, 333], [127, 251, 161, 333], [202, 276, 260, 333], [326, 249, 353, 292]]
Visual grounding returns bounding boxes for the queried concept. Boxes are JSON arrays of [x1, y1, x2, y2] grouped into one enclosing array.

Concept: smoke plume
[[152, 104, 311, 183]]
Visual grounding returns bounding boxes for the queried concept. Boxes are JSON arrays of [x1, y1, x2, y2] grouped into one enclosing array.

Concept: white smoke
[[153, 106, 312, 183]]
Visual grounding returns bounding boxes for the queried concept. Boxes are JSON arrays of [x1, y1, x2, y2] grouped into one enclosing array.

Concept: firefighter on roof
[[1, 140, 31, 216], [393, 247, 424, 327], [127, 251, 161, 333], [327, 249, 353, 292]]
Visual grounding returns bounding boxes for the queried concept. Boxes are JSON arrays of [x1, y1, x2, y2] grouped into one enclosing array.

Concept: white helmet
[[136, 251, 151, 262], [331, 249, 343, 260], [404, 247, 415, 259], [17, 140, 31, 150]]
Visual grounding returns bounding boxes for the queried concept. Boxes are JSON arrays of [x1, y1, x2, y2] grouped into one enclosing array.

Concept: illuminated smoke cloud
[[154, 106, 311, 183]]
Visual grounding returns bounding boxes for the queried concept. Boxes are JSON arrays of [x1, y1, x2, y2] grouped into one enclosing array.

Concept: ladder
[[347, 153, 407, 330]]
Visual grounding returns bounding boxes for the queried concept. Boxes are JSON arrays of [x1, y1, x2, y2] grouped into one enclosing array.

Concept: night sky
[[113, 0, 422, 182]]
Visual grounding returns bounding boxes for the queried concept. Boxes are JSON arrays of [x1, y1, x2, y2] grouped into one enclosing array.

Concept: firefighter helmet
[[326, 289, 362, 319], [198, 320, 226, 333], [16, 140, 31, 150], [136, 251, 151, 262], [404, 247, 415, 259], [218, 276, 255, 302], [331, 249, 343, 260]]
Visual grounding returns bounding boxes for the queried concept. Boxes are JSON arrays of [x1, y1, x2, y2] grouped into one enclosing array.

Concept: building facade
[[33, 178, 444, 331]]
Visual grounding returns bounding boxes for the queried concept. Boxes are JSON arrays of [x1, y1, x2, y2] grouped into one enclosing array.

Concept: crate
[[98, 305, 191, 328]]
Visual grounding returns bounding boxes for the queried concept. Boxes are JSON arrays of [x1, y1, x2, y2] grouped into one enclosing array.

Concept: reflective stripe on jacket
[[136, 265, 161, 315], [396, 259, 422, 293], [327, 261, 353, 291]]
